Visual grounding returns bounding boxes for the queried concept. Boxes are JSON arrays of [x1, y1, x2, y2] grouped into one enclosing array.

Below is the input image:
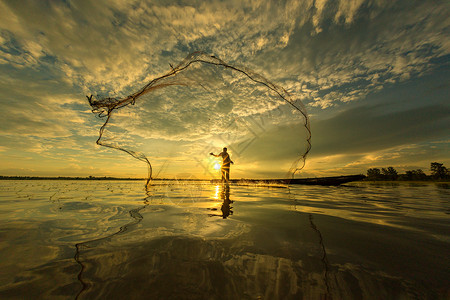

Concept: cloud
[[1, 0, 447, 107], [311, 104, 450, 156], [304, 140, 450, 176], [0, 0, 448, 177], [0, 80, 93, 139], [248, 0, 449, 108]]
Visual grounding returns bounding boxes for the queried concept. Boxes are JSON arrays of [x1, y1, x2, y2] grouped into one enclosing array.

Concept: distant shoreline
[[0, 176, 205, 181], [1, 175, 448, 183], [0, 176, 145, 180], [362, 179, 450, 183]]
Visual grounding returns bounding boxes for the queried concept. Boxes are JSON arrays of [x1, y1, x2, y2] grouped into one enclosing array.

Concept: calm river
[[0, 180, 448, 299]]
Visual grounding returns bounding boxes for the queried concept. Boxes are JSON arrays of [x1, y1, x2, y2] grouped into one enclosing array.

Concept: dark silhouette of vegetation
[[404, 169, 427, 181], [367, 162, 449, 181], [382, 167, 398, 180], [367, 167, 399, 180], [431, 162, 449, 180], [367, 168, 382, 180]]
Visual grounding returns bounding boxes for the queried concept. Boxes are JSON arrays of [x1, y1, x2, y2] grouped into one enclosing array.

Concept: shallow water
[[0, 180, 448, 299]]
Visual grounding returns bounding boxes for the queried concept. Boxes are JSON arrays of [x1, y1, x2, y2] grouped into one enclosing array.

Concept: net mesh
[[88, 51, 311, 186]]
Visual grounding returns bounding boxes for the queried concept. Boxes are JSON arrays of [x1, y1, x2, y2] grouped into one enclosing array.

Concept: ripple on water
[[0, 180, 448, 299]]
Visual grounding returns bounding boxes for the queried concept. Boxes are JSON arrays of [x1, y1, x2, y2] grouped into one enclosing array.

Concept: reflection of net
[[88, 51, 311, 185]]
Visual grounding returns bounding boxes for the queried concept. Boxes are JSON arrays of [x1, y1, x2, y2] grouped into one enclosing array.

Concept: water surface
[[0, 180, 448, 299]]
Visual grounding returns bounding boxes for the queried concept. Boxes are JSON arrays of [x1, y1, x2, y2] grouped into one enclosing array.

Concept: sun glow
[[213, 163, 221, 170]]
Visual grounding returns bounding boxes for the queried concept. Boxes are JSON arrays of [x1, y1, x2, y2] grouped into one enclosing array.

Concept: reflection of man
[[220, 184, 232, 219], [210, 147, 234, 182], [208, 184, 233, 219]]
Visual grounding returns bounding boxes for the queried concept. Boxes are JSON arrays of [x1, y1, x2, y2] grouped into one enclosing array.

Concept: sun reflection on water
[[212, 184, 220, 200]]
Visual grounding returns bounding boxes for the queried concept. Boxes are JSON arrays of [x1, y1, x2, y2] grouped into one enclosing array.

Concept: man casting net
[[87, 52, 311, 186]]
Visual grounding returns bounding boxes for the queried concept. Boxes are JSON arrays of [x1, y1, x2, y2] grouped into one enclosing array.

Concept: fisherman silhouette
[[208, 183, 233, 219], [220, 184, 233, 219], [210, 147, 234, 182]]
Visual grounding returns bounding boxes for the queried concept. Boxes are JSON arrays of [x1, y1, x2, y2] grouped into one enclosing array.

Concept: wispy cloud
[[0, 0, 448, 176], [1, 0, 447, 103]]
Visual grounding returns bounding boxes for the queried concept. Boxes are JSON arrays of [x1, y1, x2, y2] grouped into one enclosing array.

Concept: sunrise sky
[[0, 0, 448, 179]]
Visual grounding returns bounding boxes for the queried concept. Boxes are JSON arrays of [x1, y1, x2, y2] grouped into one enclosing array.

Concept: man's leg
[[221, 168, 226, 182], [222, 168, 230, 183]]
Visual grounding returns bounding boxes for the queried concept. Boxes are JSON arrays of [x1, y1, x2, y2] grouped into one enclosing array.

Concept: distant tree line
[[367, 162, 449, 181]]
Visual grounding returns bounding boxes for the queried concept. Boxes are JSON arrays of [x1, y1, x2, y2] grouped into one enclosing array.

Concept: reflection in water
[[74, 236, 307, 299], [289, 187, 331, 298], [74, 195, 150, 299], [308, 214, 331, 297], [0, 181, 449, 299], [209, 184, 233, 219]]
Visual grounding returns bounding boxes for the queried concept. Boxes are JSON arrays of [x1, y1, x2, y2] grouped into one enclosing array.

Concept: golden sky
[[0, 0, 448, 178]]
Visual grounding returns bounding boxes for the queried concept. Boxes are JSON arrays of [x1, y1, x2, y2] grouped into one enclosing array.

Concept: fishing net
[[88, 52, 311, 185]]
